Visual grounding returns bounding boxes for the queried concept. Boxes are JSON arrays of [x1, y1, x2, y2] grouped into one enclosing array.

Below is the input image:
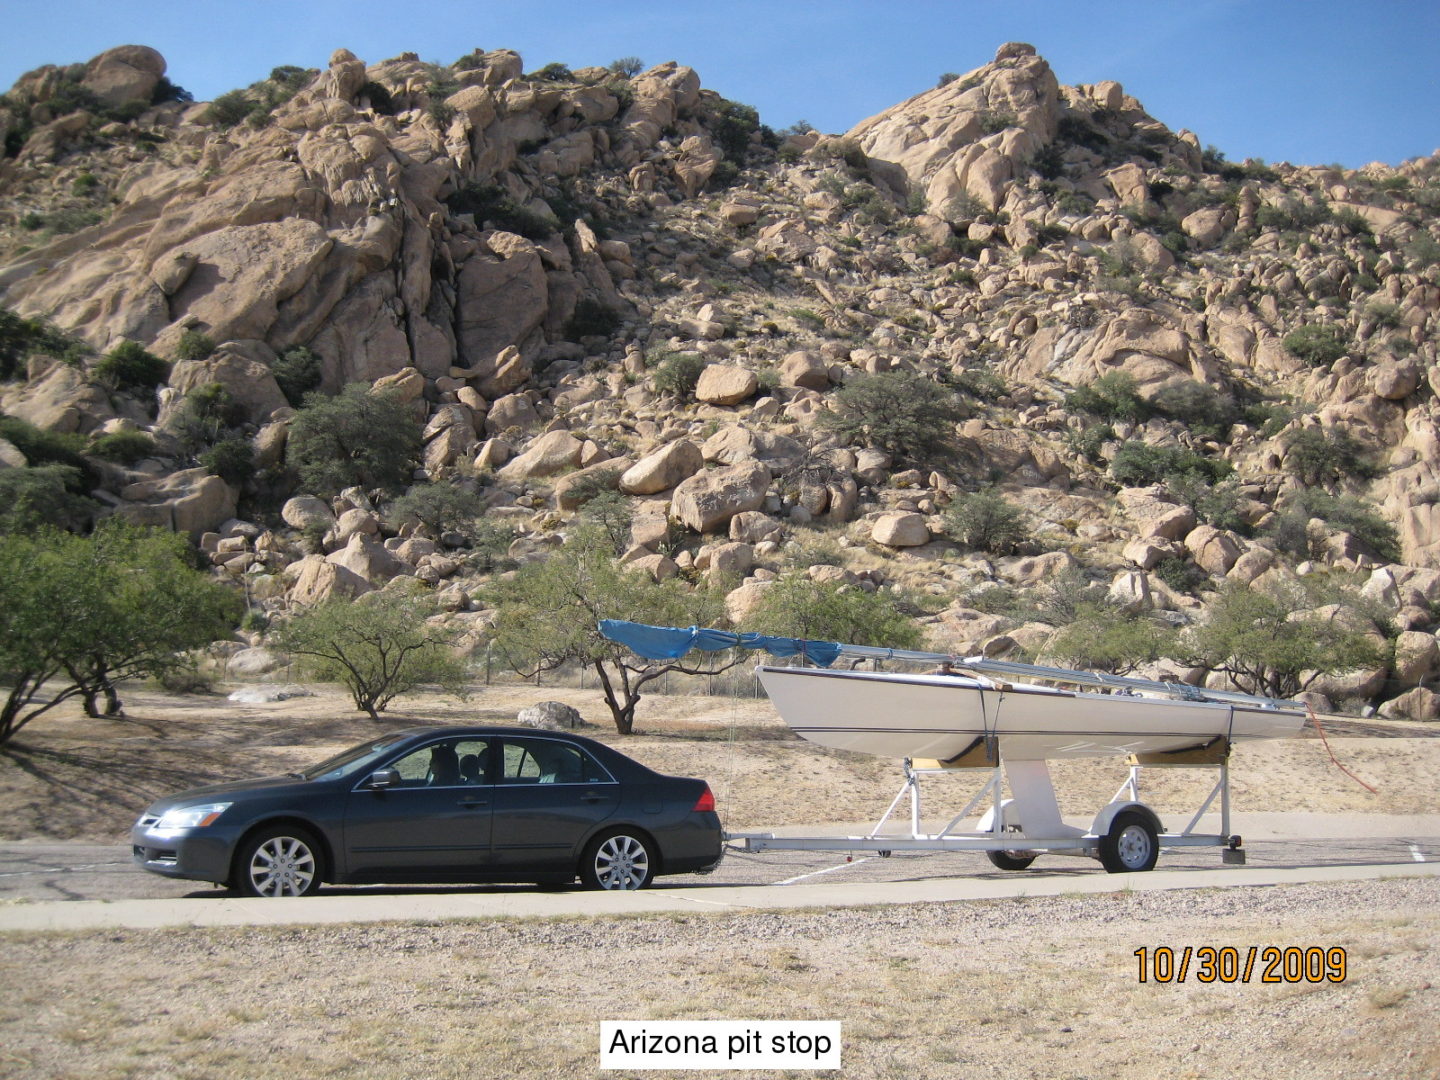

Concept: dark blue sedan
[[132, 726, 723, 895]]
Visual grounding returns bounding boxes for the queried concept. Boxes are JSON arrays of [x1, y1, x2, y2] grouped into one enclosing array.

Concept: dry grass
[[1, 886, 1436, 1079]]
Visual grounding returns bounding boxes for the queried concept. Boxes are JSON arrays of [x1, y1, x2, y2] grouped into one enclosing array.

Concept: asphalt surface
[[0, 813, 1435, 930]]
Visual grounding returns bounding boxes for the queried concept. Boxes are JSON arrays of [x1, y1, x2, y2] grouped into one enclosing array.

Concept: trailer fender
[[1089, 801, 1162, 841], [976, 797, 1017, 833]]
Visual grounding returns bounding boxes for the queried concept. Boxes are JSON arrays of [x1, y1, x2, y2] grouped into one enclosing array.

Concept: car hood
[[144, 775, 312, 813]]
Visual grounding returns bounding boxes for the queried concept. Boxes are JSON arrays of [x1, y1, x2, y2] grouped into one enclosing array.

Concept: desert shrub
[[150, 76, 193, 105], [943, 490, 1028, 555], [0, 465, 96, 533], [387, 482, 486, 539], [817, 371, 966, 461], [562, 468, 623, 510], [272, 345, 323, 407], [1264, 491, 1400, 564], [1029, 143, 1065, 180], [1154, 555, 1207, 594], [208, 89, 264, 128], [93, 341, 169, 394], [1168, 474, 1249, 533], [286, 384, 422, 495], [652, 352, 706, 400], [564, 298, 622, 340], [528, 63, 573, 82], [608, 57, 644, 78], [751, 574, 922, 650], [709, 98, 762, 166], [578, 490, 633, 555], [1404, 234, 1440, 271], [948, 366, 1007, 402], [1151, 380, 1239, 439], [168, 383, 249, 456], [174, 329, 216, 361], [1056, 189, 1096, 216], [1242, 400, 1293, 437], [0, 415, 94, 486], [445, 182, 557, 240], [1110, 442, 1231, 488], [1064, 371, 1149, 423], [978, 110, 1015, 135], [0, 308, 90, 380], [1282, 426, 1379, 486], [1065, 423, 1113, 464], [88, 430, 155, 465], [199, 438, 256, 487], [1282, 325, 1347, 366], [1255, 198, 1331, 233]]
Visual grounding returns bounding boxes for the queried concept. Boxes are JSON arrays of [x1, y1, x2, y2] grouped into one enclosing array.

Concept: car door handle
[[458, 798, 489, 808], [580, 793, 610, 803]]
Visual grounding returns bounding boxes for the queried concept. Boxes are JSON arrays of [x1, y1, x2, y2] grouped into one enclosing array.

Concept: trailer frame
[[727, 747, 1247, 873]]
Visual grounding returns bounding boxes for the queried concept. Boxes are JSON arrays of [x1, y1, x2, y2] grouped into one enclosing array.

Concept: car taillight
[[692, 784, 715, 813]]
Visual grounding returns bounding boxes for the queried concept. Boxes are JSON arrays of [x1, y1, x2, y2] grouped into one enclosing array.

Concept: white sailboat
[[755, 663, 1307, 762]]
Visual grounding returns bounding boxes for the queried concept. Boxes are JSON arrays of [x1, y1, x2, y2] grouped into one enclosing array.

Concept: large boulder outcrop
[[672, 462, 771, 533], [620, 440, 704, 495]]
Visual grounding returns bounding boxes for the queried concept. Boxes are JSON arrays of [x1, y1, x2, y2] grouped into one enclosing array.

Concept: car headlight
[[154, 803, 232, 830]]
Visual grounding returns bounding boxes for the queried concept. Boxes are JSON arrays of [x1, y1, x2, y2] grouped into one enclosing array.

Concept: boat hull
[[757, 666, 1307, 761]]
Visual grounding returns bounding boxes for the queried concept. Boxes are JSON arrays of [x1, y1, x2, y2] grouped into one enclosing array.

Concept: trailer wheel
[[1099, 811, 1158, 873], [986, 850, 1038, 871]]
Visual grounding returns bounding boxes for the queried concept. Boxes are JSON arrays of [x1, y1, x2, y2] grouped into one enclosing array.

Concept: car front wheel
[[581, 831, 654, 890], [233, 826, 324, 897]]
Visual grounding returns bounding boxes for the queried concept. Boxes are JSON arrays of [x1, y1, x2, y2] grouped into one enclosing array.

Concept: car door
[[489, 736, 619, 874], [342, 736, 494, 879]]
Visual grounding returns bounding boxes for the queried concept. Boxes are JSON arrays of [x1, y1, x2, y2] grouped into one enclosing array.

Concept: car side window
[[500, 738, 611, 785], [388, 738, 492, 787]]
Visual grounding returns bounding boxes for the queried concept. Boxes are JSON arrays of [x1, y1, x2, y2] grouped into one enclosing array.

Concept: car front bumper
[[131, 822, 238, 885]]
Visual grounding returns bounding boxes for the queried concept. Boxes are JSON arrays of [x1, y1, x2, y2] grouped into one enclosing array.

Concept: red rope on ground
[[1306, 703, 1379, 794]]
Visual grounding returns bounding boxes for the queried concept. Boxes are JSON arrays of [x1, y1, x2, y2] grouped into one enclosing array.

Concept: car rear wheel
[[581, 831, 654, 890], [233, 826, 324, 897]]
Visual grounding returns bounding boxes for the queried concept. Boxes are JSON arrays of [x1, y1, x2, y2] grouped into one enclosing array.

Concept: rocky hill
[[1, 42, 1438, 717]]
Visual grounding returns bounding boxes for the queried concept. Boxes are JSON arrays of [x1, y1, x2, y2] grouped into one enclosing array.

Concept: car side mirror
[[368, 768, 400, 790]]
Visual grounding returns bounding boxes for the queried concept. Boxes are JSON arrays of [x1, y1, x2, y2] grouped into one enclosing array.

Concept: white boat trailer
[[728, 740, 1247, 874]]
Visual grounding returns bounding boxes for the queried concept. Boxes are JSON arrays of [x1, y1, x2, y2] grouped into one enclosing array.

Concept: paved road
[[1, 822, 1434, 908]]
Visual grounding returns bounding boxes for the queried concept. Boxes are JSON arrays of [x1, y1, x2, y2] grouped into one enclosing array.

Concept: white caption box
[[600, 1020, 841, 1070]]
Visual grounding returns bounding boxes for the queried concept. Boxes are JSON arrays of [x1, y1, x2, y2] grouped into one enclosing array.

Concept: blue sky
[[3, 0, 1436, 169]]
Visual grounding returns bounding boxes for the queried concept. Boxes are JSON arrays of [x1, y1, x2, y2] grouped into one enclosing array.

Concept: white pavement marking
[[776, 858, 874, 886], [1411, 843, 1426, 862]]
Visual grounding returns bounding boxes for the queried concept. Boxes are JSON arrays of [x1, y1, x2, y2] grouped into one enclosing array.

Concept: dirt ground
[[1, 679, 1437, 1079], [2, 679, 1437, 843]]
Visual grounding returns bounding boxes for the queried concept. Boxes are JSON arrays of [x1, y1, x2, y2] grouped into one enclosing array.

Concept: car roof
[[387, 725, 611, 746]]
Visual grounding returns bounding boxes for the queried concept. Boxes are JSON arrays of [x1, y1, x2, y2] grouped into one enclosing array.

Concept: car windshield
[[301, 735, 413, 781]]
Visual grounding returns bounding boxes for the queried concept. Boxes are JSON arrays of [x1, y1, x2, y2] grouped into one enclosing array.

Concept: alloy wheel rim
[[249, 837, 316, 897], [595, 836, 648, 889]]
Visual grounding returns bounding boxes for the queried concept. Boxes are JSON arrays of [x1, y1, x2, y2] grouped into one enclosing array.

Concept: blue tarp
[[598, 620, 843, 667]]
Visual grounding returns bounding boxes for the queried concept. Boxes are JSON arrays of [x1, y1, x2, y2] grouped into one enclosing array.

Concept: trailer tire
[[1099, 811, 1158, 873], [986, 850, 1038, 871]]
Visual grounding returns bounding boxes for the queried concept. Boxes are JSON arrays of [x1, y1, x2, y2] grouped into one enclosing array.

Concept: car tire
[[233, 825, 324, 897], [986, 849, 1038, 871], [580, 830, 655, 891], [1098, 811, 1159, 874]]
